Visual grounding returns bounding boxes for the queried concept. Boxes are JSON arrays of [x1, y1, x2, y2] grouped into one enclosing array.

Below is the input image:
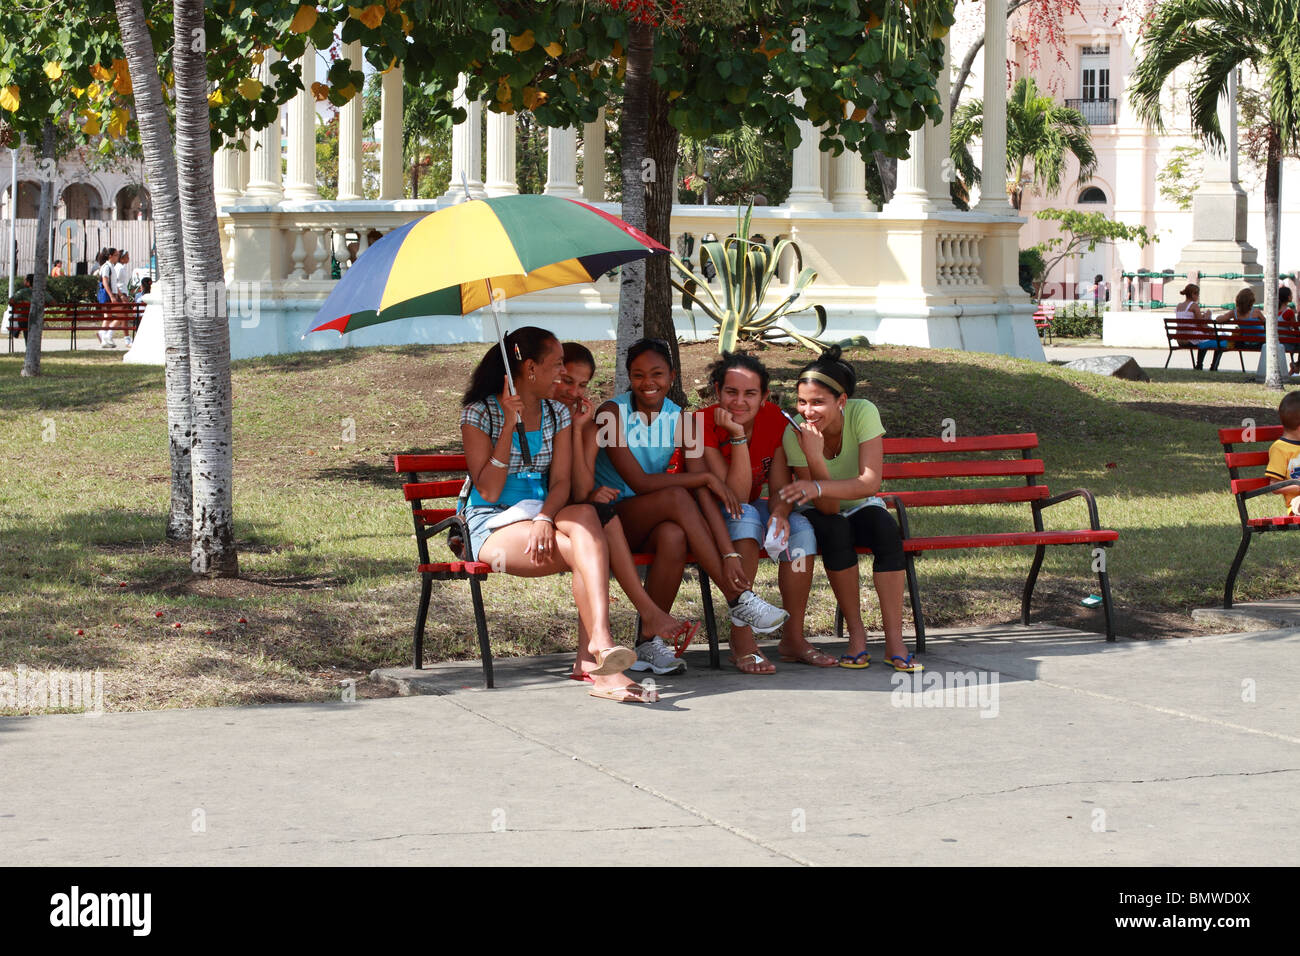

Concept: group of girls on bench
[[459, 327, 921, 705]]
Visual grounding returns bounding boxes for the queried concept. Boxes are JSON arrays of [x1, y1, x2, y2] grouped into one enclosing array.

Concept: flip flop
[[588, 645, 637, 676], [777, 645, 839, 667], [668, 620, 699, 658], [882, 654, 924, 673], [589, 682, 659, 704], [838, 650, 871, 669], [729, 652, 775, 675]]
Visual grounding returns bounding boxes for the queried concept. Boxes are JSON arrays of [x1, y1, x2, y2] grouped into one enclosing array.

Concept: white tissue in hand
[[763, 520, 788, 562]]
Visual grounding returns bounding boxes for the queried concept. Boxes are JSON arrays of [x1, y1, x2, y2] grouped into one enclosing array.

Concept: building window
[[1078, 187, 1107, 204], [1067, 45, 1117, 124]]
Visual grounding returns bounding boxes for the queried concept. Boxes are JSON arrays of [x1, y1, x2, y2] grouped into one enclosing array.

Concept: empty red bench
[[833, 433, 1119, 649], [1219, 424, 1300, 607]]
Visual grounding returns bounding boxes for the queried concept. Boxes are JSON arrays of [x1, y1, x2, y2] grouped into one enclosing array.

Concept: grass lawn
[[2, 341, 1296, 713]]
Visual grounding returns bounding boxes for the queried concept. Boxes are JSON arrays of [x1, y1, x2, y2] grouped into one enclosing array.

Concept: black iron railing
[[1065, 98, 1117, 125]]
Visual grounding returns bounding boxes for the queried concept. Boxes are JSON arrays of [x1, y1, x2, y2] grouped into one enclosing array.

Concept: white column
[[337, 40, 364, 201], [244, 51, 283, 203], [213, 140, 242, 210], [543, 126, 582, 198], [884, 126, 935, 213], [380, 64, 404, 200], [236, 132, 249, 200], [284, 44, 319, 202], [485, 109, 518, 196], [443, 74, 486, 201], [785, 90, 832, 210], [831, 103, 874, 212], [926, 37, 954, 208], [582, 109, 606, 201], [975, 0, 1011, 213]]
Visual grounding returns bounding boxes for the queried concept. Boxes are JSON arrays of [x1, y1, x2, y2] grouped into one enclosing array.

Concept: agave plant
[[670, 204, 858, 355]]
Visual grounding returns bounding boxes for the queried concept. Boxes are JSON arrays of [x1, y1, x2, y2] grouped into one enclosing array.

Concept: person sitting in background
[[1196, 287, 1263, 371], [135, 277, 152, 303], [12, 273, 34, 303]]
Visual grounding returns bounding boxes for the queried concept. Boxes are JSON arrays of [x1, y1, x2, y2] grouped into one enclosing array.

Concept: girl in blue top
[[459, 326, 653, 704], [590, 339, 789, 659]]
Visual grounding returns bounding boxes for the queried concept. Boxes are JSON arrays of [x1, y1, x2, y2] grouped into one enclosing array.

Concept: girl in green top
[[768, 347, 922, 672]]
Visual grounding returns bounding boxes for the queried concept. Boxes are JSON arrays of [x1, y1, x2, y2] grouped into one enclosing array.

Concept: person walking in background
[[96, 248, 118, 348], [113, 251, 133, 347]]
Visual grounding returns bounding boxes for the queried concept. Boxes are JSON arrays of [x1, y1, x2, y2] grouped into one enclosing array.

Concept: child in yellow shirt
[[1264, 391, 1300, 516]]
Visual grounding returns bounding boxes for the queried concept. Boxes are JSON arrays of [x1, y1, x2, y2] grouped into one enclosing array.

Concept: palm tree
[[173, 0, 237, 575], [1129, 0, 1300, 389], [951, 76, 1098, 211], [114, 0, 193, 542]]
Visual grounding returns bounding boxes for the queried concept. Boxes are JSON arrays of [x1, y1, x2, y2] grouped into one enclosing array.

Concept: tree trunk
[[615, 19, 653, 394], [1260, 128, 1284, 387], [116, 0, 194, 541], [20, 121, 55, 378], [174, 0, 238, 575], [644, 82, 686, 407], [867, 105, 896, 203]]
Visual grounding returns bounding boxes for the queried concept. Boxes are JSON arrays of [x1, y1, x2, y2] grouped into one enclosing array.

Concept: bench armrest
[[1241, 479, 1300, 501], [877, 493, 912, 539], [1034, 487, 1101, 530]]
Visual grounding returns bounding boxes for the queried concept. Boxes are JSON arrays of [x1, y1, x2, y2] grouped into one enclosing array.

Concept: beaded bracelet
[[722, 551, 741, 559], [728, 436, 748, 445]]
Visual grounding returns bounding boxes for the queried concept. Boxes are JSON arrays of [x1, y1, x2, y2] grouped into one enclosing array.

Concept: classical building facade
[[131, 10, 1044, 365], [952, 0, 1300, 306]]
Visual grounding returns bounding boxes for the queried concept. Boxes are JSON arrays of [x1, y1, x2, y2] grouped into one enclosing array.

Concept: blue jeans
[[725, 499, 816, 562]]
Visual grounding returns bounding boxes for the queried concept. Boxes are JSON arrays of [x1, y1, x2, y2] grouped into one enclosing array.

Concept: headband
[[798, 369, 846, 395]]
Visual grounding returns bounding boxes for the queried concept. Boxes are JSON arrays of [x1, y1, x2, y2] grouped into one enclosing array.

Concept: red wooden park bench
[[1219, 424, 1300, 607], [1033, 304, 1056, 344], [396, 432, 1119, 687], [833, 432, 1119, 650], [6, 299, 145, 352]]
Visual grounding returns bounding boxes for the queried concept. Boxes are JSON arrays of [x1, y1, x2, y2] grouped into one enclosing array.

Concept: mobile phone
[[779, 407, 802, 430]]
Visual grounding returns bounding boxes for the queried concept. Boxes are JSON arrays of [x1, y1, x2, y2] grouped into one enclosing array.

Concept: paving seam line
[[921, 652, 1300, 747], [438, 695, 818, 867]]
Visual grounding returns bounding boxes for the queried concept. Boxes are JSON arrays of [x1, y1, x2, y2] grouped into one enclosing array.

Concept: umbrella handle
[[489, 279, 534, 468]]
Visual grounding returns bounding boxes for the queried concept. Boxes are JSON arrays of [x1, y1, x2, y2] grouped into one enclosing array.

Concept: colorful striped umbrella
[[309, 194, 668, 335]]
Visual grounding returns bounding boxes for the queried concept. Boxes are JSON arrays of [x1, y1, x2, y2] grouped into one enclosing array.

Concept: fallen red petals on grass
[[154, 611, 164, 618], [237, 618, 247, 624], [172, 622, 182, 629], [118, 582, 128, 588], [1106, 462, 1117, 469], [75, 629, 84, 636]]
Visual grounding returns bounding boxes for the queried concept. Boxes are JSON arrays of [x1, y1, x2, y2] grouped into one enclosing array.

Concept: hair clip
[[513, 343, 522, 361]]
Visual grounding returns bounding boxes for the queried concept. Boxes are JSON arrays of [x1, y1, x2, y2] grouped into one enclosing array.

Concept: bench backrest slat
[[1224, 451, 1270, 468], [403, 479, 469, 501], [889, 486, 1050, 508], [883, 459, 1044, 480], [881, 433, 1038, 455], [413, 507, 456, 524], [1231, 477, 1272, 495], [1219, 425, 1283, 444], [395, 453, 468, 473]]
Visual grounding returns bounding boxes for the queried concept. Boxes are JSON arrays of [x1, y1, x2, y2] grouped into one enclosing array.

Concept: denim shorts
[[462, 505, 523, 560], [725, 499, 817, 563]]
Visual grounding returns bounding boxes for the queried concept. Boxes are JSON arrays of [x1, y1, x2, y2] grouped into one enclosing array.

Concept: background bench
[[1177, 316, 1300, 372], [834, 432, 1118, 649], [6, 300, 145, 352], [1219, 424, 1300, 607]]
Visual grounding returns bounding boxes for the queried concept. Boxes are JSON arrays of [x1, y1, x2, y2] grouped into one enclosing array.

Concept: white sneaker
[[629, 636, 686, 675], [729, 590, 789, 634], [123, 335, 133, 347]]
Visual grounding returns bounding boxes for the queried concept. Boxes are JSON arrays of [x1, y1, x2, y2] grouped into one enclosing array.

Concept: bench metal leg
[[1097, 557, 1116, 641], [1224, 530, 1252, 609], [905, 554, 925, 653], [696, 565, 720, 669], [1020, 544, 1047, 627], [468, 575, 494, 689], [413, 573, 433, 669]]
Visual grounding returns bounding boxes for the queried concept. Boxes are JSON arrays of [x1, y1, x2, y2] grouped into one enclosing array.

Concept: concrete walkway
[[5, 624, 1299, 866]]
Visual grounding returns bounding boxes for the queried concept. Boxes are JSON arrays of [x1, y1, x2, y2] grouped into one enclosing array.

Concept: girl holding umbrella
[[460, 327, 656, 704]]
